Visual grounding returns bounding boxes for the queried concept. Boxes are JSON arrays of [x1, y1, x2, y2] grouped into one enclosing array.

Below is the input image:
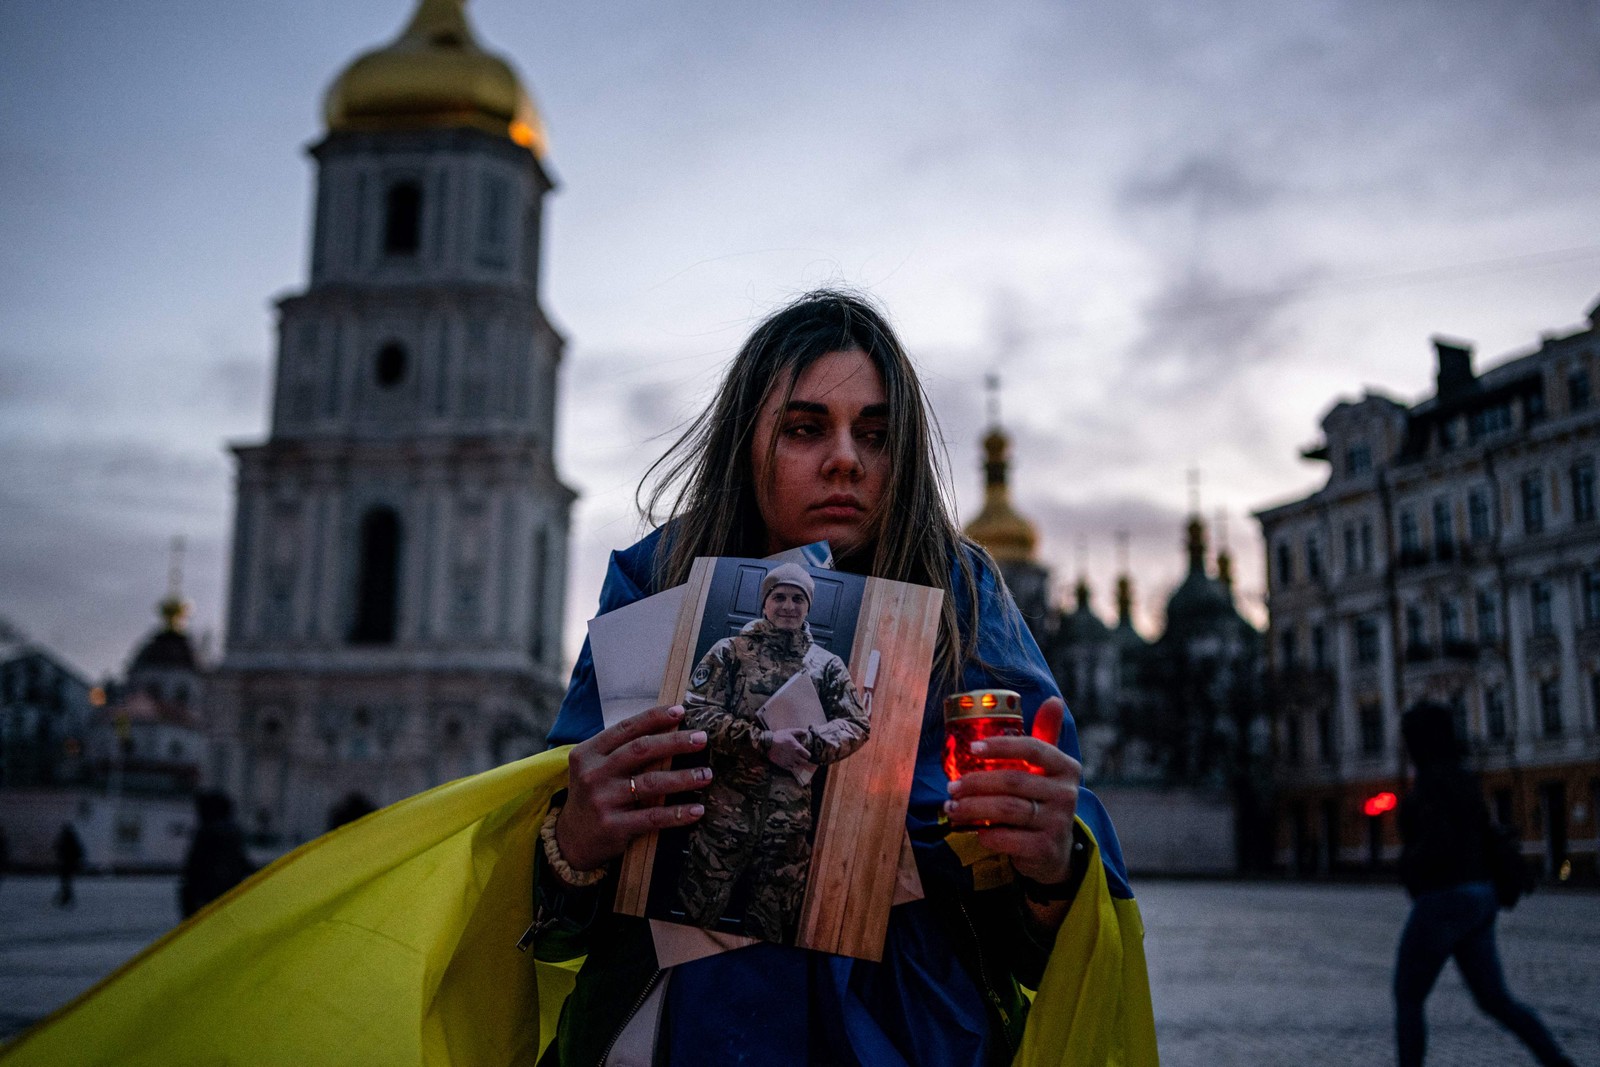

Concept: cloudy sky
[[3, 0, 1599, 679]]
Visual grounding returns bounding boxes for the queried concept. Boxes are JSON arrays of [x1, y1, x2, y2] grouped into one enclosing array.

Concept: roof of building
[[965, 426, 1039, 563], [323, 0, 546, 156], [1060, 579, 1112, 643], [127, 595, 199, 674]]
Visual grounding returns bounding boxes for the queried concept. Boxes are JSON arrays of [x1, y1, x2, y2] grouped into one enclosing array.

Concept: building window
[[1521, 474, 1545, 535], [1441, 598, 1463, 643], [1305, 535, 1323, 581], [1570, 368, 1591, 412], [1484, 685, 1507, 741], [1399, 509, 1422, 561], [1468, 490, 1492, 542], [1405, 603, 1427, 654], [1438, 418, 1458, 451], [1531, 580, 1554, 635], [1359, 702, 1384, 756], [1432, 497, 1454, 558], [1276, 541, 1294, 587], [1572, 461, 1596, 524], [1355, 616, 1380, 665], [1477, 588, 1500, 643], [1346, 444, 1371, 476], [1286, 714, 1303, 767], [1469, 403, 1513, 441], [1525, 387, 1547, 424], [351, 507, 402, 644], [374, 343, 407, 388], [1311, 624, 1327, 670], [1583, 570, 1600, 627], [383, 181, 423, 256], [1361, 521, 1375, 571], [1538, 678, 1563, 736], [1343, 524, 1358, 573], [1316, 709, 1335, 764]]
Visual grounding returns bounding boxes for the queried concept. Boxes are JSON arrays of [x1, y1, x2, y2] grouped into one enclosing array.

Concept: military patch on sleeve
[[690, 662, 713, 688]]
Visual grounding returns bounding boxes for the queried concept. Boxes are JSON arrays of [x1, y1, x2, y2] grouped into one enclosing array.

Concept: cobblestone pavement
[[2, 874, 1596, 1063], [1138, 879, 1600, 1066]]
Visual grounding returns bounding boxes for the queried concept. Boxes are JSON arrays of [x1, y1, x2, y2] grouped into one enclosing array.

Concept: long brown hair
[[639, 289, 982, 682]]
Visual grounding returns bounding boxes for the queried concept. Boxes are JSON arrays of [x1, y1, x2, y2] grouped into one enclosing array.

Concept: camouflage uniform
[[676, 618, 868, 942]]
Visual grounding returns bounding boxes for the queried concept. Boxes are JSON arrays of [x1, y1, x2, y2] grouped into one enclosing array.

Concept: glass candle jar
[[943, 689, 1029, 829]]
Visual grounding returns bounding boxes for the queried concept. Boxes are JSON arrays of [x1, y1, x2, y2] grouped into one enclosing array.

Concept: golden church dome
[[964, 426, 1039, 563], [323, 0, 547, 156]]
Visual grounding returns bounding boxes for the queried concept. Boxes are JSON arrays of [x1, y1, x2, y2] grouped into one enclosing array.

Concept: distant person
[[1394, 702, 1575, 1067], [180, 792, 255, 918], [53, 823, 84, 909]]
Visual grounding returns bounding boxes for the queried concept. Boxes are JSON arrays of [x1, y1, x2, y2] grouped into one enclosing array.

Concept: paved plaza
[[1, 874, 1595, 1063]]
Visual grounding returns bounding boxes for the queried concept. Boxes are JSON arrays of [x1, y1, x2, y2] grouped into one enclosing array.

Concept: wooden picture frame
[[614, 556, 942, 962]]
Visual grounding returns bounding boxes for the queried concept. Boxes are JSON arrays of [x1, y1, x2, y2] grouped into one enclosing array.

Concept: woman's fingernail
[[696, 766, 712, 782], [691, 731, 708, 746], [688, 804, 705, 817], [945, 800, 958, 815], [668, 705, 685, 719], [969, 741, 988, 754]]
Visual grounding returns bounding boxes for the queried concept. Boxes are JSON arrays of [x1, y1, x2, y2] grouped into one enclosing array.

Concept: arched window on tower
[[351, 507, 402, 644], [374, 342, 407, 388], [383, 181, 422, 257]]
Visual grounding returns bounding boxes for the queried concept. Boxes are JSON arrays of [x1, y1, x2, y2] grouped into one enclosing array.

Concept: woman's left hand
[[944, 697, 1081, 887]]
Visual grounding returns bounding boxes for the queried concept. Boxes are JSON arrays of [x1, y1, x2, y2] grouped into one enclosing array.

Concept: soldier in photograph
[[675, 562, 869, 942]]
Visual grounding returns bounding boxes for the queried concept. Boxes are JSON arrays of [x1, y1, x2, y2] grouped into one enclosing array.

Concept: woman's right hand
[[554, 704, 713, 873]]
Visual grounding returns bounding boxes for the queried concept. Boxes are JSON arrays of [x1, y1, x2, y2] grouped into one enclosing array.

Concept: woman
[[1394, 702, 1574, 1067], [675, 562, 869, 942], [535, 290, 1132, 1067]]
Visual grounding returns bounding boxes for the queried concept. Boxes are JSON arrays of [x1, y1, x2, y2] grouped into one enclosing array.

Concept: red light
[[1363, 791, 1398, 817]]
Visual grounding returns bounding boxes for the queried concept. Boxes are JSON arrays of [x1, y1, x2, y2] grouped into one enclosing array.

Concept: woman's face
[[762, 586, 810, 630], [750, 349, 890, 558]]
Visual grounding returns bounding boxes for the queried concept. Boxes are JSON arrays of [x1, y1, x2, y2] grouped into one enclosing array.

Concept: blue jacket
[[539, 528, 1135, 1067]]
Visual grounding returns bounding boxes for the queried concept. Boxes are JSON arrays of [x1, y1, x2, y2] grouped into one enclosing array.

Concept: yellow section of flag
[[2, 748, 578, 1067], [1, 747, 1156, 1066]]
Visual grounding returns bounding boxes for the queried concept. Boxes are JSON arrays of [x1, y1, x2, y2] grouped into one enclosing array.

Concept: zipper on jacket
[[596, 967, 664, 1067], [957, 898, 1016, 1056]]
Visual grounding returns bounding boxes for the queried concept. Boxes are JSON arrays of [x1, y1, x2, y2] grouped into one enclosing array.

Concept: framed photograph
[[613, 556, 942, 962]]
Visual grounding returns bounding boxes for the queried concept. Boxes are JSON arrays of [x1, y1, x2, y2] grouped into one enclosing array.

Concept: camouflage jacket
[[683, 619, 868, 782]]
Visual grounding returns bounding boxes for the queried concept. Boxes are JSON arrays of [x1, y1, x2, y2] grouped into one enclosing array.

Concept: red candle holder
[[943, 688, 1028, 830]]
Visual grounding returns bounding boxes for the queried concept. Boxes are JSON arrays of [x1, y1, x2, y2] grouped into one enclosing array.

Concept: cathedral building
[[1256, 295, 1600, 882], [205, 0, 574, 847], [962, 414, 1249, 872]]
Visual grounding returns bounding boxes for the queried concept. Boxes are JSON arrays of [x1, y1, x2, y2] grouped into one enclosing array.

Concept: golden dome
[[323, 0, 547, 156], [964, 426, 1039, 563]]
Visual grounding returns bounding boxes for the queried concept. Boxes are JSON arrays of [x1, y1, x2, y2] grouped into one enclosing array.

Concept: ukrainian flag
[[0, 750, 1155, 1066]]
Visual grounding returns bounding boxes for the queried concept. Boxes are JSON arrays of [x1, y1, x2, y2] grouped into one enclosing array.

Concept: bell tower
[[207, 0, 574, 846]]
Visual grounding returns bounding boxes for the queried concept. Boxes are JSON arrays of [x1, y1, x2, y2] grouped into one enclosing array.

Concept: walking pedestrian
[[1393, 701, 1576, 1067], [53, 823, 84, 909]]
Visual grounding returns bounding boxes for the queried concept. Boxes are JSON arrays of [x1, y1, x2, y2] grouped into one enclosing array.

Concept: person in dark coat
[[180, 791, 255, 918], [53, 823, 84, 908], [1393, 701, 1575, 1067]]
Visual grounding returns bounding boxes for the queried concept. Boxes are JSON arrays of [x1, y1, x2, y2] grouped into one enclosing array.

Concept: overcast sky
[[3, 0, 1599, 680]]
